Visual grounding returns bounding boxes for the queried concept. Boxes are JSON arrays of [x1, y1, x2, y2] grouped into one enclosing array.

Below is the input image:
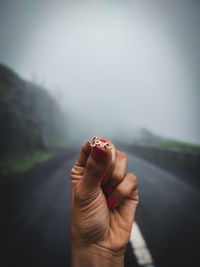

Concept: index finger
[[76, 141, 91, 167]]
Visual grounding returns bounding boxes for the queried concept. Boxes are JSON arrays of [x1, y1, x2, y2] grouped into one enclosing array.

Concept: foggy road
[[0, 147, 200, 267]]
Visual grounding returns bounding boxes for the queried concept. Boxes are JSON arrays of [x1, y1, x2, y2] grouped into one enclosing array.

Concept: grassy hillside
[[135, 128, 200, 153], [0, 64, 68, 177]]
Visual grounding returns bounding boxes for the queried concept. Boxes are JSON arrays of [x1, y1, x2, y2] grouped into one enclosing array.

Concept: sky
[[0, 0, 200, 144]]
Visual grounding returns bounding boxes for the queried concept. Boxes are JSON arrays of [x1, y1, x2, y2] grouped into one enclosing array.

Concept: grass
[[0, 150, 55, 178], [158, 140, 200, 153]]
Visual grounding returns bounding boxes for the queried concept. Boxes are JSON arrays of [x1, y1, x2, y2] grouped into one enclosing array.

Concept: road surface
[[0, 146, 199, 267]]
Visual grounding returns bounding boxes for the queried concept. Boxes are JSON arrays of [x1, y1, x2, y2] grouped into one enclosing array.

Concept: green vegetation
[[0, 150, 54, 178], [158, 139, 200, 153], [135, 128, 200, 153], [0, 64, 68, 178]]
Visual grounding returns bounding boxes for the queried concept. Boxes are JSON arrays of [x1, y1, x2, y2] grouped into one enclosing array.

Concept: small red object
[[108, 198, 116, 209]]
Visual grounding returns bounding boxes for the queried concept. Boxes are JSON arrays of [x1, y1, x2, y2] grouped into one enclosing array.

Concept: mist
[[0, 0, 200, 144]]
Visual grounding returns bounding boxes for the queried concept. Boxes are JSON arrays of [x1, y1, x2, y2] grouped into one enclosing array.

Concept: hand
[[70, 138, 139, 267]]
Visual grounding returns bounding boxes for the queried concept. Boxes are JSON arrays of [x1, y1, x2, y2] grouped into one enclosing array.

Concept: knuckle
[[131, 189, 139, 203], [128, 173, 138, 186], [71, 165, 78, 174], [109, 171, 123, 186], [70, 166, 75, 175], [71, 165, 84, 177], [116, 151, 127, 161], [115, 184, 129, 198], [123, 187, 131, 197]]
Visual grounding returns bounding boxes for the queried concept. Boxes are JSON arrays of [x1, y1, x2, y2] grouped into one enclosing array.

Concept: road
[[0, 147, 200, 267]]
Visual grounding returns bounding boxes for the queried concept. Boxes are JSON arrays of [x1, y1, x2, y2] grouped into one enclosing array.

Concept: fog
[[0, 0, 200, 144]]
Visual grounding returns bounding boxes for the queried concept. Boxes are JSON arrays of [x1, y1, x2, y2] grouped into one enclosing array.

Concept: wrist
[[71, 222, 125, 267], [71, 243, 124, 267]]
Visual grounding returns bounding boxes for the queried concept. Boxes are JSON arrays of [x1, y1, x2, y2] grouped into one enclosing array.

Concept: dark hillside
[[0, 64, 68, 176]]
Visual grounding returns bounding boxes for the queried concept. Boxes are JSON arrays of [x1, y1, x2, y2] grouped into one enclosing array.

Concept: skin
[[70, 139, 139, 267]]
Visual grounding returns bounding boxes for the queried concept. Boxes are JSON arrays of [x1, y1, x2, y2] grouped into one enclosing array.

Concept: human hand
[[70, 138, 139, 267]]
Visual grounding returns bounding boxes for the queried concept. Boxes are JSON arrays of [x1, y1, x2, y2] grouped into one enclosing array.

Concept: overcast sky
[[0, 0, 200, 144]]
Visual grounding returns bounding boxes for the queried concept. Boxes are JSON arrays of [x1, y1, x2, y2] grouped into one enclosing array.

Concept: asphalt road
[[0, 147, 200, 267]]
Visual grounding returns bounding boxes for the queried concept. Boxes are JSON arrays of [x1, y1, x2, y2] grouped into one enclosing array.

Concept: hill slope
[[0, 64, 68, 176]]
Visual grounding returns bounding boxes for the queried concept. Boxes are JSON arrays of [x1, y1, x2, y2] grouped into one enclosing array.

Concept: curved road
[[0, 147, 199, 267]]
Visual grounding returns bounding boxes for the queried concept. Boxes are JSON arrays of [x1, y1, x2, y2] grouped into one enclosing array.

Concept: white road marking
[[130, 222, 155, 266]]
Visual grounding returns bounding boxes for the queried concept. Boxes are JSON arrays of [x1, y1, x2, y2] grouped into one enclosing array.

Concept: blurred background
[[0, 1, 200, 267]]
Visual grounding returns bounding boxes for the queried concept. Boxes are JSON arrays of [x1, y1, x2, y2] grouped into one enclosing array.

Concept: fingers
[[71, 141, 92, 193], [83, 140, 115, 187], [108, 150, 127, 186], [102, 150, 126, 196], [76, 141, 92, 167], [73, 139, 116, 204], [72, 138, 114, 205], [107, 173, 138, 209]]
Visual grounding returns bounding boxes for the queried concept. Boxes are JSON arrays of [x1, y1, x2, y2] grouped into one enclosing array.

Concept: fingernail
[[93, 146, 107, 161], [99, 138, 107, 142], [104, 186, 114, 196], [101, 173, 108, 186], [108, 198, 116, 209]]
